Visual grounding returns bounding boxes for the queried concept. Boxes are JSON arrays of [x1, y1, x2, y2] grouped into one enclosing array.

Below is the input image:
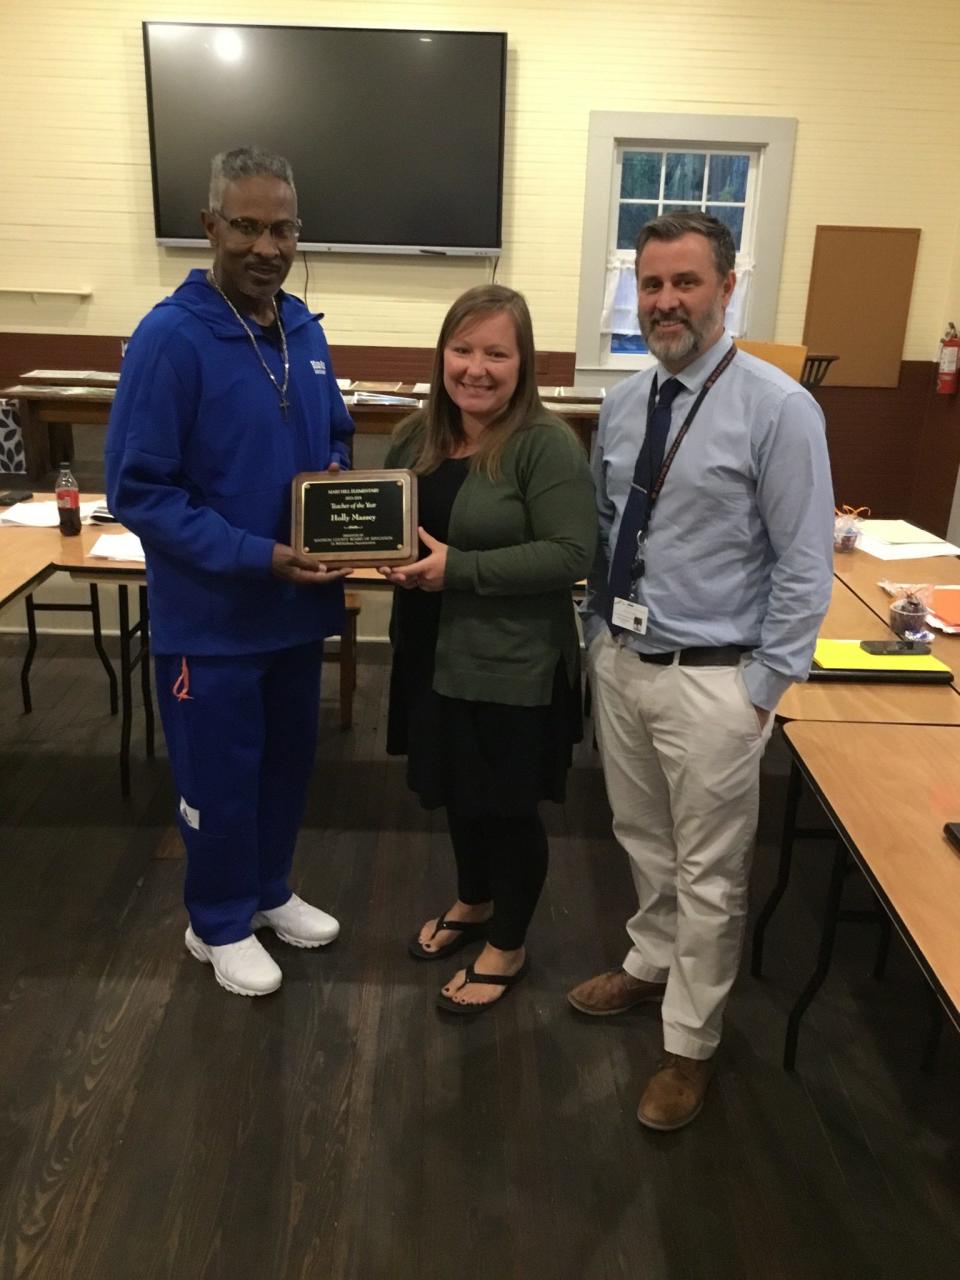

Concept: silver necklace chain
[[206, 270, 290, 415]]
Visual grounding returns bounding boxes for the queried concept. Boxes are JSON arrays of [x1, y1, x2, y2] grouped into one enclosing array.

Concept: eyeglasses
[[211, 209, 303, 244]]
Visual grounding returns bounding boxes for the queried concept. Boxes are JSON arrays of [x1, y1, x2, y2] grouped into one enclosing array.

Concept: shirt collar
[[655, 330, 733, 395]]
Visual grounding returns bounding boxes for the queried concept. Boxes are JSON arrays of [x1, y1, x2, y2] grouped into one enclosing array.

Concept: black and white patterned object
[[0, 399, 26, 473]]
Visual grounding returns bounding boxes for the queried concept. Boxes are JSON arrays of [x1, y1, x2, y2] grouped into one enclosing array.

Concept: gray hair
[[208, 146, 296, 210], [635, 211, 735, 278]]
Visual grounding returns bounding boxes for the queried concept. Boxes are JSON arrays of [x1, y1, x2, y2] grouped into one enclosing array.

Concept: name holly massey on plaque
[[291, 469, 419, 566]]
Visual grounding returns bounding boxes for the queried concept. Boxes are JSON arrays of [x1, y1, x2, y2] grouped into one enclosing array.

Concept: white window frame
[[606, 145, 760, 367], [575, 113, 797, 384]]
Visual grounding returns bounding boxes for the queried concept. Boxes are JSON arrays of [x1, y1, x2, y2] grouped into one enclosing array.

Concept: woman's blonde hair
[[396, 284, 544, 479]]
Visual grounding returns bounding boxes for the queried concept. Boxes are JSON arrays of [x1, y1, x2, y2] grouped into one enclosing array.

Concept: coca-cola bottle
[[55, 462, 81, 536]]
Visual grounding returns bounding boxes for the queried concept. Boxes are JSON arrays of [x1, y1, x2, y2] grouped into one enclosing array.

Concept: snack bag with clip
[[833, 504, 869, 552]]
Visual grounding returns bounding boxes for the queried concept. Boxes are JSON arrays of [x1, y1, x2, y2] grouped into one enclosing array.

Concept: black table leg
[[138, 586, 154, 757], [752, 757, 803, 977], [784, 839, 848, 1070], [20, 593, 38, 714], [118, 586, 132, 799], [921, 987, 945, 1073], [89, 583, 119, 715], [872, 913, 893, 980]]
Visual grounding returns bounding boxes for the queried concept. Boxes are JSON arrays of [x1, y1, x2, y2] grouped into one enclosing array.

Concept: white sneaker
[[184, 926, 282, 996], [251, 893, 340, 949]]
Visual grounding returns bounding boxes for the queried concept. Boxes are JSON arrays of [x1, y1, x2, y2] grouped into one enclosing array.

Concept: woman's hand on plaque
[[385, 528, 447, 592], [377, 564, 416, 588], [271, 543, 353, 585]]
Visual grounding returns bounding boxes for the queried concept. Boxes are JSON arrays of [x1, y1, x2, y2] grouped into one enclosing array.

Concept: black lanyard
[[634, 343, 737, 524]]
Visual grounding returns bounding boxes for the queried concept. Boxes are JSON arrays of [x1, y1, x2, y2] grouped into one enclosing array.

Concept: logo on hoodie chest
[[310, 359, 326, 376]]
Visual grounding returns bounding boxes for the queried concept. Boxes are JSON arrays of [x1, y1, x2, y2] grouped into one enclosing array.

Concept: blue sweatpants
[[155, 642, 323, 945]]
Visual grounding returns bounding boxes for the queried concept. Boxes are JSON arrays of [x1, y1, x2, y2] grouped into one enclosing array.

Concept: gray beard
[[645, 322, 699, 365], [641, 295, 725, 367]]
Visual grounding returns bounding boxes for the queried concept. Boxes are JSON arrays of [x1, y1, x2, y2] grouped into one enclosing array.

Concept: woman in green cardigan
[[379, 284, 598, 1013]]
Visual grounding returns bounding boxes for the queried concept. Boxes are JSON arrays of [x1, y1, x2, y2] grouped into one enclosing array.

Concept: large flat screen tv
[[142, 22, 507, 256]]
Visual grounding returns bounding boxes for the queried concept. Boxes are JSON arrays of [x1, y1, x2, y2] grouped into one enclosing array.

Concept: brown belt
[[635, 645, 750, 667]]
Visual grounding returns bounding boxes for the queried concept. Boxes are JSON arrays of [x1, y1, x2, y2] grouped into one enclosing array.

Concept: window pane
[[664, 153, 705, 201], [617, 202, 658, 250], [620, 151, 661, 199], [706, 204, 744, 249], [611, 333, 649, 354], [707, 154, 749, 202]]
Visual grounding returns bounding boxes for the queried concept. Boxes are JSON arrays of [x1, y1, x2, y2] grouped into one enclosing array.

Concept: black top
[[392, 457, 470, 663]]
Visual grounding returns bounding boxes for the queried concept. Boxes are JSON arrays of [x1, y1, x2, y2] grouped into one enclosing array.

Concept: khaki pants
[[589, 632, 775, 1059]]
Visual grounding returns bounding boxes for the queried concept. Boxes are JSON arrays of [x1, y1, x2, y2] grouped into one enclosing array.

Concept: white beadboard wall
[[1, 0, 959, 359]]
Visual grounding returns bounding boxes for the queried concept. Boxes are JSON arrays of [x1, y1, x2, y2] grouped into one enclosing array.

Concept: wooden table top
[[778, 578, 960, 725], [0, 526, 59, 610], [834, 548, 960, 678], [784, 720, 960, 1020]]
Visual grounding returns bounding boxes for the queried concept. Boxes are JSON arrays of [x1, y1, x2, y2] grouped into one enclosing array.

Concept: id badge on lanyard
[[611, 596, 649, 635]]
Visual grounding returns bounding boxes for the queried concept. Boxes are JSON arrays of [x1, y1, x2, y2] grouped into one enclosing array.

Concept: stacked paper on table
[[0, 500, 100, 527], [21, 369, 120, 384], [88, 532, 145, 562], [856, 519, 960, 560], [350, 391, 419, 406], [539, 385, 606, 402]]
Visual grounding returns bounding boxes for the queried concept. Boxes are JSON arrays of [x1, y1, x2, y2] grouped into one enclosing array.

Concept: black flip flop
[[435, 957, 531, 1015], [407, 913, 488, 961]]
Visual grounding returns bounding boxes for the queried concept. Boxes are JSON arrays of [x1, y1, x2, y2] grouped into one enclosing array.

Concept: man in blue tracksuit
[[106, 147, 354, 996]]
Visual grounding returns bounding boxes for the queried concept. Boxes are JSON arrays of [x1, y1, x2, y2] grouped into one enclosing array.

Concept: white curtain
[[600, 257, 642, 335], [600, 253, 755, 339]]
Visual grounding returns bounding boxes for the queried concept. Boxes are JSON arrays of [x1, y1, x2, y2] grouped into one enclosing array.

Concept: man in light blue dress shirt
[[569, 212, 834, 1130]]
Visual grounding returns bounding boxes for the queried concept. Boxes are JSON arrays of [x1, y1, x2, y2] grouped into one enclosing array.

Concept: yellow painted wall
[[1, 0, 959, 359]]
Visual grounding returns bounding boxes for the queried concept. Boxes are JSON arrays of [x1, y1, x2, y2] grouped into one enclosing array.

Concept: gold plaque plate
[[291, 469, 418, 566]]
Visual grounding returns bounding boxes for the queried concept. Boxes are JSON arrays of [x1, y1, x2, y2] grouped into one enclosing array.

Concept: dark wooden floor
[[0, 634, 957, 1280]]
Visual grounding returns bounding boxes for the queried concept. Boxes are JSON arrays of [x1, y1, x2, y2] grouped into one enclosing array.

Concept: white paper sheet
[[0, 500, 100, 527], [858, 519, 945, 545], [88, 532, 145, 562], [857, 534, 960, 560]]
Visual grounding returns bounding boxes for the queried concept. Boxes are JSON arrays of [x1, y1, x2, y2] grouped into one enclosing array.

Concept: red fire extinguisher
[[938, 322, 959, 394]]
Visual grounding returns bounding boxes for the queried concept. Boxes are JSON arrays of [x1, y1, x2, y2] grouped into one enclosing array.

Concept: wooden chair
[[734, 340, 808, 382], [325, 591, 362, 730]]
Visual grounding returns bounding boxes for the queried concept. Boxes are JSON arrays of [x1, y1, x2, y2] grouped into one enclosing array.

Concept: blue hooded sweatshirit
[[106, 268, 354, 656]]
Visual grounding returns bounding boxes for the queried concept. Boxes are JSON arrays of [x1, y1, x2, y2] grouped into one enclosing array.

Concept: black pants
[[448, 808, 549, 951]]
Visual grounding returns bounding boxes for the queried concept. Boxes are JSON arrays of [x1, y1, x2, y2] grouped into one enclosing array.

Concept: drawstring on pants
[[172, 656, 193, 701]]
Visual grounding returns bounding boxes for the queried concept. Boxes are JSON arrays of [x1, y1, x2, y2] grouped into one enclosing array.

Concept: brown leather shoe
[[567, 968, 667, 1016], [636, 1053, 714, 1131]]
